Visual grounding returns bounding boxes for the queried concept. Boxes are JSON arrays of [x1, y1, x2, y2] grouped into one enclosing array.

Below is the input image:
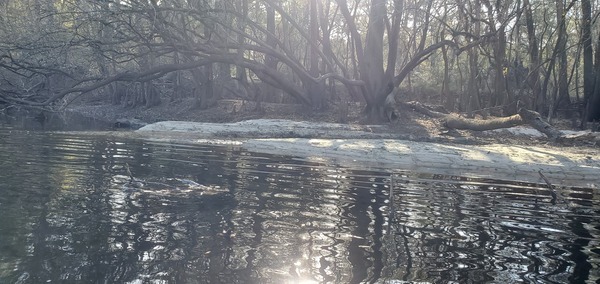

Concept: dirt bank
[[68, 99, 571, 145]]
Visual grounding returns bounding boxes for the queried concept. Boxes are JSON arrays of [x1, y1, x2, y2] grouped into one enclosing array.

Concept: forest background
[[1, 0, 600, 126]]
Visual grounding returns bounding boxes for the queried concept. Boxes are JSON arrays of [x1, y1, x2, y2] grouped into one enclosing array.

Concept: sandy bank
[[134, 120, 600, 189]]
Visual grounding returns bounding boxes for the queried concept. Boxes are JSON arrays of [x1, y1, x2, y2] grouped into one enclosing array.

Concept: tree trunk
[[466, 49, 481, 112], [581, 0, 596, 123], [144, 81, 160, 107], [555, 0, 571, 111], [587, 32, 600, 122], [492, 27, 508, 108], [361, 0, 389, 122], [235, 0, 248, 90], [441, 43, 451, 109], [308, 0, 325, 110], [361, 0, 386, 98], [524, 0, 544, 113], [262, 3, 278, 108], [466, 0, 481, 112], [144, 51, 161, 107], [193, 65, 214, 109], [213, 0, 231, 101]]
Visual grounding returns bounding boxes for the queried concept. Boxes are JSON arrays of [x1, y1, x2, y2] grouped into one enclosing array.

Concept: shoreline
[[121, 120, 599, 188], [56, 103, 600, 188]]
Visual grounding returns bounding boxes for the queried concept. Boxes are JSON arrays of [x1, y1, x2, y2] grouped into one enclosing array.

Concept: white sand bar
[[138, 120, 600, 188]]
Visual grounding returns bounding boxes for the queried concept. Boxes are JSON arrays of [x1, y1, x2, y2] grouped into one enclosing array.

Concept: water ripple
[[0, 129, 598, 283]]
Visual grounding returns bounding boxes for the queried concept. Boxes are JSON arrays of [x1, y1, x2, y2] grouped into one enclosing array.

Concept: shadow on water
[[0, 108, 112, 131], [0, 114, 599, 283]]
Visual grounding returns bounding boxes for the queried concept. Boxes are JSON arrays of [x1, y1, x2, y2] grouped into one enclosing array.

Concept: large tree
[[0, 0, 598, 126]]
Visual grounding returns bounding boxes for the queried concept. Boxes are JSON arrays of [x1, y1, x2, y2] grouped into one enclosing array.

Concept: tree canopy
[[1, 0, 599, 124]]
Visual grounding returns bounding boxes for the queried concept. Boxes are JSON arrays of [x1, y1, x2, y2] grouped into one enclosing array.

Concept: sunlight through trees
[[1, 0, 599, 123]]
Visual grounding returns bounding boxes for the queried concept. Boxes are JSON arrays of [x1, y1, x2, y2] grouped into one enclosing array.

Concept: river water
[[0, 111, 598, 283]]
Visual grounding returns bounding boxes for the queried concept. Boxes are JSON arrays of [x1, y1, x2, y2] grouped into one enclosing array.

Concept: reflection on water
[[0, 125, 599, 283], [0, 109, 112, 131]]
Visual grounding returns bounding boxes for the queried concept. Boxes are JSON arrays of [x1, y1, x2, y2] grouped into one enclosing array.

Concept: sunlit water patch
[[0, 120, 598, 283]]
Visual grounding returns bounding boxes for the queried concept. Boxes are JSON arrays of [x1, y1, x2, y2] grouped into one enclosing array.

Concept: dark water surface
[[0, 112, 598, 283]]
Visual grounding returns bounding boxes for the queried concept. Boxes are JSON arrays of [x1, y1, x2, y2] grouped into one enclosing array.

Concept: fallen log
[[403, 101, 527, 131], [402, 101, 599, 144], [443, 113, 524, 131]]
